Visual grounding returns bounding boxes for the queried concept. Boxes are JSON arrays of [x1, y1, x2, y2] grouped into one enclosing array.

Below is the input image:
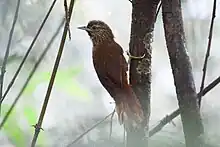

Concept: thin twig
[[149, 75, 220, 137], [0, 0, 57, 104], [30, 0, 76, 146], [0, 0, 21, 114], [155, 1, 161, 22], [64, 0, 71, 40], [0, 18, 65, 130], [198, 0, 217, 107], [66, 112, 113, 147]]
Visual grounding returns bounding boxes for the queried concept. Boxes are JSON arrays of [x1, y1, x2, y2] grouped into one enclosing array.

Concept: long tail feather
[[115, 85, 144, 129]]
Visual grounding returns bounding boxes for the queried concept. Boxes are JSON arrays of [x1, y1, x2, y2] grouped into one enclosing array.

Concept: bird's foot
[[126, 50, 145, 59]]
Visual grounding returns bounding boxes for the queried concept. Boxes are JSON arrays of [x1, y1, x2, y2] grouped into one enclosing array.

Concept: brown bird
[[78, 20, 144, 128]]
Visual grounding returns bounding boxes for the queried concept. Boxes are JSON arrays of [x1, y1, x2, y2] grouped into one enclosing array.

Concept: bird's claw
[[126, 50, 145, 59]]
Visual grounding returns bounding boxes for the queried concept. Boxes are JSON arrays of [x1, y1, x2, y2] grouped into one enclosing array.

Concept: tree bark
[[161, 0, 204, 146], [128, 0, 160, 147]]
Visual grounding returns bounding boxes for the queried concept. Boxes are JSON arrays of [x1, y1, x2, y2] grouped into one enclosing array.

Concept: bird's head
[[78, 20, 114, 45]]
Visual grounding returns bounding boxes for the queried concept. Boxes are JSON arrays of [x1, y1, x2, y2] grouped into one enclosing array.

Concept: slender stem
[[66, 112, 113, 147], [0, 0, 21, 113], [155, 1, 161, 22], [64, 0, 71, 40], [0, 18, 65, 130], [0, 0, 57, 104], [30, 0, 76, 146], [198, 0, 216, 107]]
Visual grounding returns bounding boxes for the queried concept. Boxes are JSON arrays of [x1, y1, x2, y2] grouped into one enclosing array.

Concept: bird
[[78, 20, 144, 128]]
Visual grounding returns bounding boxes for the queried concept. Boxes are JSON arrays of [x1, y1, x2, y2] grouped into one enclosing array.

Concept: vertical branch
[[0, 0, 21, 112], [198, 0, 217, 107], [128, 0, 160, 147], [161, 0, 204, 146], [30, 0, 76, 146]]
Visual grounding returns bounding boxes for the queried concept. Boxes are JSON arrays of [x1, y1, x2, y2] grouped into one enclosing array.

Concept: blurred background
[[0, 0, 220, 146]]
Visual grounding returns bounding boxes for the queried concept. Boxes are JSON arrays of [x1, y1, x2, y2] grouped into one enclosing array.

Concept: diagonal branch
[[149, 75, 220, 137], [0, 0, 21, 113], [66, 112, 113, 147], [0, 0, 58, 105], [198, 0, 217, 107], [0, 18, 65, 130], [30, 0, 76, 146]]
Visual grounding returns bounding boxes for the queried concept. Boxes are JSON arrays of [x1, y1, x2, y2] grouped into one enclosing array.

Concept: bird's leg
[[64, 0, 71, 40]]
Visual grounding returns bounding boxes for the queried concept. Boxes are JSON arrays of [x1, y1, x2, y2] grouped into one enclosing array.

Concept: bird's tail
[[115, 85, 144, 129]]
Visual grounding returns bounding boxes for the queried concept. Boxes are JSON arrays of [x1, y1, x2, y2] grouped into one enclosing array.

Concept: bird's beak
[[77, 26, 92, 32]]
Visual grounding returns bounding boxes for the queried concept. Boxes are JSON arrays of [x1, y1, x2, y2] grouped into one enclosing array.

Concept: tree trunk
[[128, 0, 160, 147], [161, 0, 204, 146]]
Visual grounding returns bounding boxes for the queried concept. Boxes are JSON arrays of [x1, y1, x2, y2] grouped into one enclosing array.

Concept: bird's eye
[[91, 25, 97, 30]]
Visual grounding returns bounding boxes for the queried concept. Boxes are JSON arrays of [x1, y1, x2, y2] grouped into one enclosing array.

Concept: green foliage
[[2, 66, 91, 146], [2, 104, 46, 147], [2, 104, 26, 147], [23, 67, 90, 101], [23, 106, 37, 125]]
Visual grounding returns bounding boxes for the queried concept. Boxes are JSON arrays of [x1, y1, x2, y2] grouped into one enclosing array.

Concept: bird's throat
[[90, 35, 114, 47]]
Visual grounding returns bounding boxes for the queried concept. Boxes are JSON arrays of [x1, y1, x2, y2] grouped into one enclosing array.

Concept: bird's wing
[[104, 41, 128, 88]]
